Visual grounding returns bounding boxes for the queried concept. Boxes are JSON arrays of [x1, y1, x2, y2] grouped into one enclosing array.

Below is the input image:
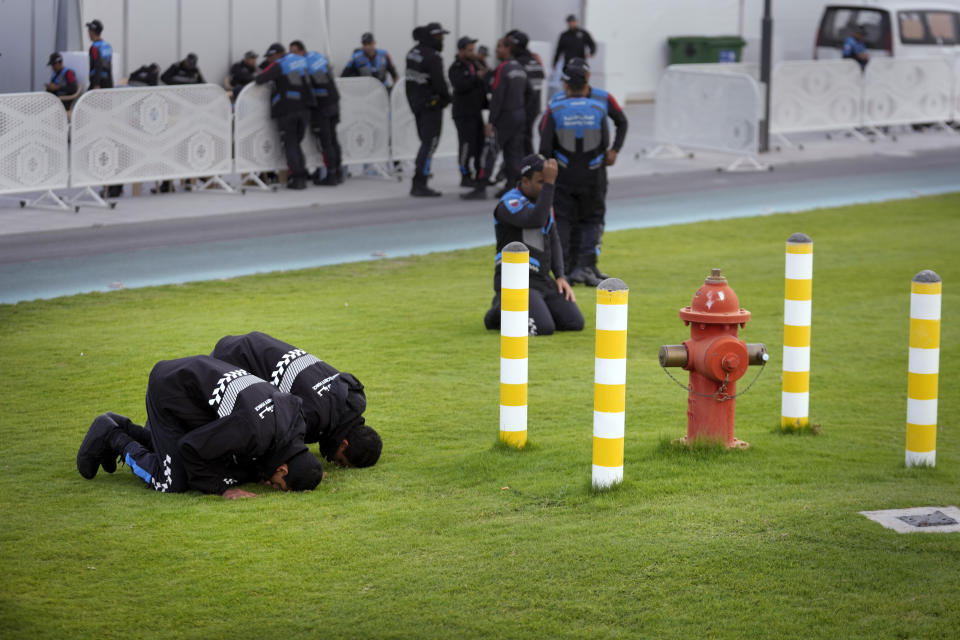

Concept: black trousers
[[454, 115, 484, 178], [553, 179, 607, 271], [478, 110, 525, 187], [114, 389, 191, 493], [277, 111, 309, 180], [483, 282, 585, 336], [413, 108, 443, 187], [310, 110, 341, 172]]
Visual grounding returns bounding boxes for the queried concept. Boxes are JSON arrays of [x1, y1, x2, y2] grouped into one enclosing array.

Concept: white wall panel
[[328, 0, 372, 70], [181, 0, 230, 87], [280, 0, 331, 59], [126, 0, 177, 79], [232, 0, 279, 70], [416, 0, 457, 70], [457, 1, 499, 56], [31, 0, 58, 92], [0, 0, 33, 93], [372, 0, 415, 79]]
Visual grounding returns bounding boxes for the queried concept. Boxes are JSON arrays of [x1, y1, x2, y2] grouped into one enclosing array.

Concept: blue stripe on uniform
[[125, 452, 153, 484]]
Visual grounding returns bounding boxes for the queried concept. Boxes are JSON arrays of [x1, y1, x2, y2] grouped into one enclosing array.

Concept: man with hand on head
[[76, 355, 324, 498], [483, 154, 584, 336], [212, 332, 382, 468]]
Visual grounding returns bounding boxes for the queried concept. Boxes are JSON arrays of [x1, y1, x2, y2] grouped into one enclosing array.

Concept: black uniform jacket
[[553, 28, 597, 66], [493, 183, 564, 293], [405, 41, 451, 114], [448, 56, 487, 118], [212, 332, 367, 461], [161, 62, 205, 85], [489, 59, 527, 128], [147, 355, 308, 495]]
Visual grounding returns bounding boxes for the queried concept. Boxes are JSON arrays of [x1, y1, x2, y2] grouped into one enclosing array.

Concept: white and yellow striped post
[[593, 278, 628, 489], [906, 270, 942, 467], [782, 233, 813, 429], [500, 241, 529, 448]]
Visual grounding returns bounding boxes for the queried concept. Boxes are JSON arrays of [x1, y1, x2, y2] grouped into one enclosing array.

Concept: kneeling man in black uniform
[[212, 331, 382, 468], [483, 154, 584, 336], [76, 355, 324, 498]]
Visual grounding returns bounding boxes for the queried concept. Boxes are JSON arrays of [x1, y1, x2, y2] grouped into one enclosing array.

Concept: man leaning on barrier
[[483, 154, 584, 336], [45, 53, 79, 111], [843, 25, 870, 71], [76, 355, 325, 498], [290, 40, 343, 187]]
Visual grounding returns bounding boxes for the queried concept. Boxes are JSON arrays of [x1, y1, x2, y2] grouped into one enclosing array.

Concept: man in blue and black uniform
[[406, 23, 452, 197], [45, 53, 79, 110], [76, 355, 325, 499], [212, 331, 382, 468], [540, 58, 627, 286], [86, 19, 113, 89], [256, 42, 315, 190], [483, 154, 583, 336], [342, 32, 398, 87], [842, 25, 870, 71], [290, 40, 342, 186]]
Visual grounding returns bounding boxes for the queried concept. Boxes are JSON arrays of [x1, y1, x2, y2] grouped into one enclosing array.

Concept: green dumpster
[[667, 36, 746, 64]]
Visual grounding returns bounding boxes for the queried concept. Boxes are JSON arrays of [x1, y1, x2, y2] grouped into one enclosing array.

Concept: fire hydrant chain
[[659, 359, 767, 402]]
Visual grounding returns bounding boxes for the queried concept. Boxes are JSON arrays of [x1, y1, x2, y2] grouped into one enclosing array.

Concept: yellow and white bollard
[[593, 278, 628, 489], [500, 241, 529, 448], [782, 233, 813, 429], [906, 270, 941, 467]]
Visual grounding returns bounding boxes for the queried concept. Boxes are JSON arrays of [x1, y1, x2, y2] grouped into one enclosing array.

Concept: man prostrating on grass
[[212, 331, 382, 469], [76, 355, 324, 498]]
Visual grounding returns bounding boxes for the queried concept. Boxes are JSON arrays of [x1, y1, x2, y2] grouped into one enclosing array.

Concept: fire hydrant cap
[[679, 268, 750, 324]]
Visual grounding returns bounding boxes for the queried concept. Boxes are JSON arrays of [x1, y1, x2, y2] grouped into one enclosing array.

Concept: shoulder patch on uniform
[[501, 190, 527, 213]]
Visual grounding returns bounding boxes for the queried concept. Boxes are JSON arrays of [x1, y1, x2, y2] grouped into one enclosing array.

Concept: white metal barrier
[[652, 67, 761, 169], [771, 60, 863, 135], [863, 57, 953, 127], [0, 92, 70, 209], [389, 82, 459, 162], [70, 85, 233, 188], [337, 78, 391, 165], [950, 56, 960, 122]]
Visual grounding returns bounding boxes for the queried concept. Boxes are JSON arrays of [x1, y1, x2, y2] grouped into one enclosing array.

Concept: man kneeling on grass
[[77, 355, 324, 498], [212, 331, 382, 468], [483, 154, 584, 335]]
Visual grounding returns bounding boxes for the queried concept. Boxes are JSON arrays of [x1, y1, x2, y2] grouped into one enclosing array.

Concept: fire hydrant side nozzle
[[658, 268, 767, 448]]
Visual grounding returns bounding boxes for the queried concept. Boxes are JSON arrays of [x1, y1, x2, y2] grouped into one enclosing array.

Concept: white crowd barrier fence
[[863, 57, 954, 127], [70, 85, 233, 187], [0, 92, 69, 198], [954, 56, 960, 121], [771, 60, 863, 135], [337, 78, 391, 165], [389, 82, 459, 163], [653, 67, 760, 157]]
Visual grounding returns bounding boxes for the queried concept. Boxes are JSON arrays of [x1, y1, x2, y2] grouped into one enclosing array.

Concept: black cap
[[46, 52, 62, 66], [185, 52, 198, 65], [508, 30, 529, 49], [264, 42, 285, 57], [86, 19, 103, 34], [426, 22, 449, 36], [519, 153, 545, 178], [283, 449, 324, 491], [478, 45, 489, 56], [243, 50, 257, 59], [566, 14, 577, 22], [457, 36, 477, 50], [361, 32, 375, 44], [562, 57, 589, 82]]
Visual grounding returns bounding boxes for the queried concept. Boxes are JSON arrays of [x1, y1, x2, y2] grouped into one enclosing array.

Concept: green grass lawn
[[1, 194, 958, 639]]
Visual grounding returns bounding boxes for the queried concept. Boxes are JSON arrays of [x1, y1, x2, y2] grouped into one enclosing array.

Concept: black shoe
[[77, 415, 121, 479], [310, 169, 323, 186], [591, 266, 611, 281], [411, 185, 442, 197], [106, 412, 152, 449], [336, 168, 345, 184], [317, 173, 338, 186], [460, 175, 475, 188], [287, 178, 307, 190], [568, 266, 602, 287], [107, 185, 124, 198], [460, 187, 487, 200]]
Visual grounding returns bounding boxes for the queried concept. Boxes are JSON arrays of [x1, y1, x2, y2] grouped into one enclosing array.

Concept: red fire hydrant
[[659, 268, 768, 448]]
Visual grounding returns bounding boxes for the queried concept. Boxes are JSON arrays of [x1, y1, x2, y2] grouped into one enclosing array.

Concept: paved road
[[1, 147, 958, 304]]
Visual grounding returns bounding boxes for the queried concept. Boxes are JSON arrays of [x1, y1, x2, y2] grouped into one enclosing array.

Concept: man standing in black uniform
[[462, 37, 527, 201], [289, 41, 342, 186], [161, 53, 205, 85], [405, 23, 451, 197], [449, 36, 487, 188], [553, 14, 597, 68], [229, 51, 259, 100], [483, 155, 583, 335], [86, 19, 113, 90], [76, 355, 325, 498], [256, 42, 314, 190], [506, 30, 545, 155], [539, 58, 627, 287], [212, 332, 382, 468], [45, 53, 79, 111]]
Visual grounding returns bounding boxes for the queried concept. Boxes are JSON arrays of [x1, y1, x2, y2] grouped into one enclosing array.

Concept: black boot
[[591, 266, 611, 281], [317, 170, 339, 186], [460, 174, 475, 188], [568, 266, 602, 287], [460, 186, 487, 200], [77, 415, 134, 479], [287, 177, 307, 190], [310, 168, 323, 186], [411, 183, 442, 197], [336, 167, 345, 184], [105, 412, 152, 449]]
